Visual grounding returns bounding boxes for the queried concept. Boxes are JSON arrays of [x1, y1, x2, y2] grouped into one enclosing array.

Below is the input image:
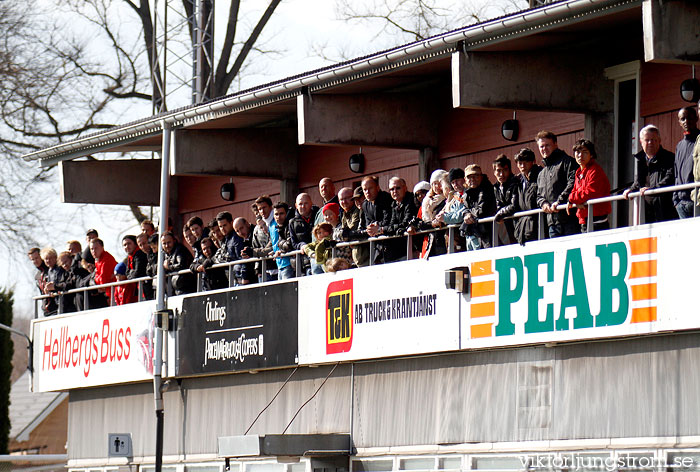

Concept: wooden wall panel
[[644, 110, 686, 152], [177, 176, 280, 214], [441, 131, 585, 178], [297, 145, 419, 189], [641, 62, 694, 118], [438, 108, 584, 160], [179, 175, 281, 229], [177, 109, 588, 224]]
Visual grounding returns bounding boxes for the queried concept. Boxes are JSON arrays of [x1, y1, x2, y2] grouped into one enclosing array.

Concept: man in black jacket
[[461, 165, 497, 250], [233, 217, 257, 285], [535, 130, 579, 237], [161, 231, 195, 295], [513, 148, 543, 245], [359, 176, 394, 264], [384, 177, 418, 262], [191, 237, 228, 291], [492, 155, 519, 245], [137, 232, 155, 300], [674, 107, 699, 218], [624, 125, 677, 223], [122, 235, 148, 301]]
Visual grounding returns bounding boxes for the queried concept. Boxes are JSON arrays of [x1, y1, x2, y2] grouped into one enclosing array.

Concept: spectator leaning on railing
[[624, 124, 677, 223], [513, 148, 542, 245], [233, 217, 257, 285], [41, 247, 66, 316], [289, 193, 319, 275], [161, 231, 196, 295], [359, 176, 396, 265], [535, 131, 579, 238], [54, 251, 79, 313], [90, 238, 116, 308], [673, 107, 699, 218], [270, 202, 295, 280], [460, 165, 496, 250], [415, 169, 448, 258], [137, 232, 154, 300], [566, 139, 612, 233], [492, 155, 518, 246], [123, 234, 147, 300], [314, 177, 340, 227], [250, 195, 275, 281], [384, 177, 418, 262], [339, 187, 369, 267], [190, 236, 228, 291]]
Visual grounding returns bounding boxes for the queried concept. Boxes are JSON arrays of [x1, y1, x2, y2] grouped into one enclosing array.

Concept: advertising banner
[[32, 302, 156, 392], [299, 220, 700, 364], [177, 283, 298, 376], [298, 258, 462, 364], [460, 224, 675, 348]]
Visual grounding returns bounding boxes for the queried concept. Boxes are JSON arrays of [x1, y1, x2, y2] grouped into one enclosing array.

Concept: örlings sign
[[177, 283, 299, 376]]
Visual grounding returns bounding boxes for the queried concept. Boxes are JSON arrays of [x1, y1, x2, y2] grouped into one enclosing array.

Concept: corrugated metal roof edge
[[27, 0, 639, 166]]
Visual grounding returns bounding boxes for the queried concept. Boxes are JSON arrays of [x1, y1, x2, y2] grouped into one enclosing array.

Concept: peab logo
[[326, 279, 353, 354]]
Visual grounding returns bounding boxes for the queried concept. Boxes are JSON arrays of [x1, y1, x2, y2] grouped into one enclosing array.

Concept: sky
[[6, 0, 526, 320]]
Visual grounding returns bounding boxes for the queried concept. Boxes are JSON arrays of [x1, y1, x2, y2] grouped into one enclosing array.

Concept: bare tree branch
[[218, 0, 283, 96]]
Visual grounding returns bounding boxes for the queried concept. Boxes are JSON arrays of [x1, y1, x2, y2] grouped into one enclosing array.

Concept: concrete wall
[[68, 332, 700, 461]]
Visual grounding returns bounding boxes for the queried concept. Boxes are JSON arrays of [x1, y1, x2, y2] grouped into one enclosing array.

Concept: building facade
[[23, 1, 700, 471]]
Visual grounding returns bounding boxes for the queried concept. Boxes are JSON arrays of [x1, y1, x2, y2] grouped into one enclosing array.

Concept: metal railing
[[33, 181, 700, 318]]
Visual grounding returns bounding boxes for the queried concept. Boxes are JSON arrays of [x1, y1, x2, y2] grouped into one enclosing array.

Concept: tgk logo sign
[[326, 279, 353, 354]]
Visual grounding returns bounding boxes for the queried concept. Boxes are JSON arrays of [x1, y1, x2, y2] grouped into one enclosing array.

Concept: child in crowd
[[303, 223, 335, 272], [325, 257, 351, 273], [114, 262, 136, 305]]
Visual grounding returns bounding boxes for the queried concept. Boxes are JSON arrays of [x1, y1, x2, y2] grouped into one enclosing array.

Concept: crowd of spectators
[[29, 116, 700, 315]]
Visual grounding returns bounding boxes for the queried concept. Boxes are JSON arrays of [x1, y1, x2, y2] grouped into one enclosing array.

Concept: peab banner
[[298, 219, 700, 365], [32, 302, 156, 392], [177, 283, 299, 376]]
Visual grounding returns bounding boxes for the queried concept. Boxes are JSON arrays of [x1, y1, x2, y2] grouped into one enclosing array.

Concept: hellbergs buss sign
[[298, 222, 695, 365], [32, 302, 156, 392]]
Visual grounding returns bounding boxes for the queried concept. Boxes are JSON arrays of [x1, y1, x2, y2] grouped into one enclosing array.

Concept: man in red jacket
[[90, 238, 117, 305]]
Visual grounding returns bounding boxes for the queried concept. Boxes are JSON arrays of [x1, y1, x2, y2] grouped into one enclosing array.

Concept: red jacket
[[114, 284, 137, 305], [568, 160, 612, 224], [94, 251, 117, 298]]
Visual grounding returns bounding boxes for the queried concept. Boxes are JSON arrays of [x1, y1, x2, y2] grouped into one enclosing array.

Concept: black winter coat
[[536, 148, 578, 227], [494, 174, 519, 242], [384, 192, 418, 262], [232, 226, 256, 283], [288, 207, 319, 270], [359, 191, 393, 231], [165, 243, 195, 295], [289, 207, 319, 249], [630, 146, 678, 223], [514, 165, 543, 245], [460, 177, 497, 247], [190, 255, 228, 291]]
